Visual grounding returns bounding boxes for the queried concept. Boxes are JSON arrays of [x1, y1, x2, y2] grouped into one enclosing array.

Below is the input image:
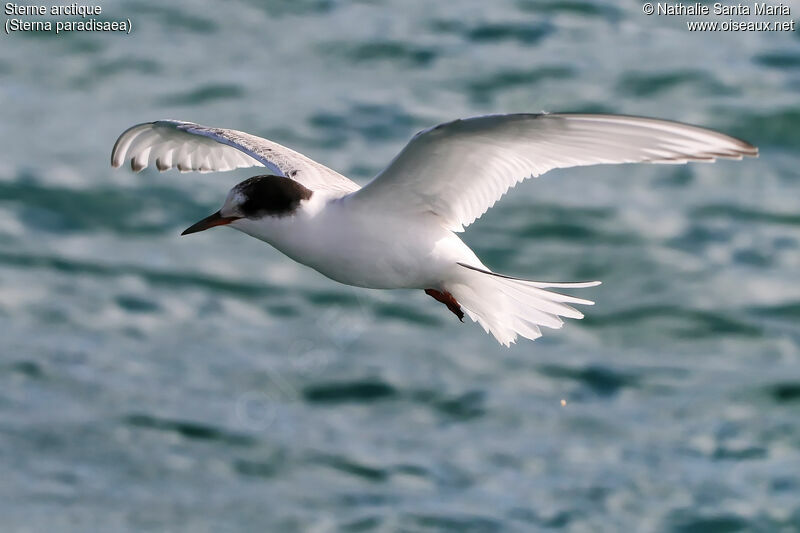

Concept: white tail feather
[[448, 265, 600, 346]]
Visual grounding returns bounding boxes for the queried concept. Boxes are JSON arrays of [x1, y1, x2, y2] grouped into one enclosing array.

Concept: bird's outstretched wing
[[111, 120, 360, 194], [346, 113, 758, 231]]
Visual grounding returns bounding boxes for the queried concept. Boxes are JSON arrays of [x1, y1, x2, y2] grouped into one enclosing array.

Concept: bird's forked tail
[[446, 263, 600, 346]]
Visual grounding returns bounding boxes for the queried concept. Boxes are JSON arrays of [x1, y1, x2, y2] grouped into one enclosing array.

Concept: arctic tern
[[111, 113, 757, 345]]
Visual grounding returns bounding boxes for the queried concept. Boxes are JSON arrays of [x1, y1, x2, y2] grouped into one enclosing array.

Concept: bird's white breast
[[230, 194, 475, 289]]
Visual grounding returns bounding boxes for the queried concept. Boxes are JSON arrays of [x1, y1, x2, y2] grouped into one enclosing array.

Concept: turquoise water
[[1, 1, 799, 531]]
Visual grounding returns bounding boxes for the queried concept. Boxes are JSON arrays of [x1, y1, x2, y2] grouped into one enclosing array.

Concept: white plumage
[[112, 113, 757, 345], [112, 120, 360, 193], [349, 114, 757, 231]]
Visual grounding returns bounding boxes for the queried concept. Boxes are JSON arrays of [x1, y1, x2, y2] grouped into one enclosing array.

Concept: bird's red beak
[[181, 211, 240, 236]]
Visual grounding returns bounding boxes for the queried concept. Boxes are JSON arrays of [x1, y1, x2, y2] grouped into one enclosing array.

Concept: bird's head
[[181, 174, 313, 235]]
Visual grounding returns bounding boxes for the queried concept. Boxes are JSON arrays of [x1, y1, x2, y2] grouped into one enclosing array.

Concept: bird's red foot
[[425, 289, 464, 322]]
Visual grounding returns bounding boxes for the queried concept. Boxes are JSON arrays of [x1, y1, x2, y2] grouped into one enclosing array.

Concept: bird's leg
[[424, 289, 464, 322]]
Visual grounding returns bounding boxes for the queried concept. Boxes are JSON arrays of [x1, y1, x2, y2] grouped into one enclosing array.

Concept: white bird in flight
[[112, 114, 757, 345]]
